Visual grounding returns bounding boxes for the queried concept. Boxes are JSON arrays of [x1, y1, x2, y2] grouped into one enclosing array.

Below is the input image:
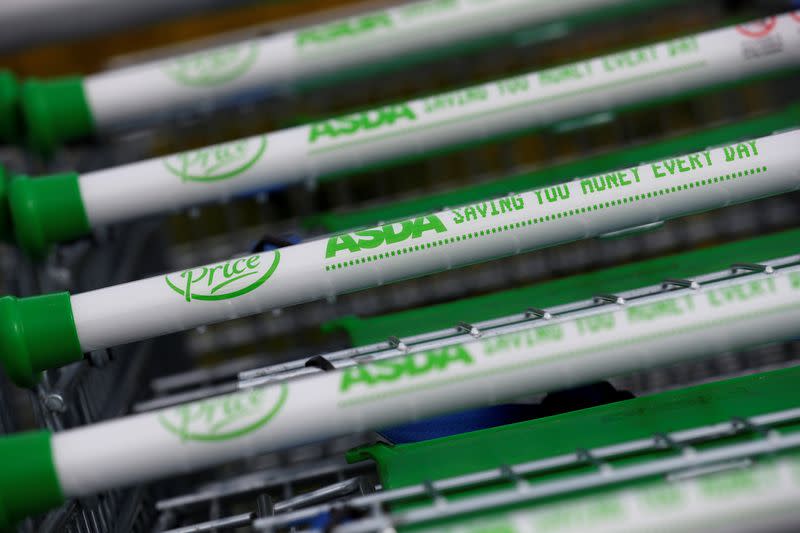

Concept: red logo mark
[[737, 17, 777, 38]]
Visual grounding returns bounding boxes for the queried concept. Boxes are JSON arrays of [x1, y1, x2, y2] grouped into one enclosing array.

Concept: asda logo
[[340, 346, 474, 392], [159, 384, 287, 441], [166, 251, 280, 302], [164, 136, 267, 182], [296, 12, 393, 48], [325, 215, 447, 258], [308, 104, 417, 143], [163, 42, 259, 86]]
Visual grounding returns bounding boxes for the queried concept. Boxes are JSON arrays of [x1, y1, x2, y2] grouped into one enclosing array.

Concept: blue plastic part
[[380, 382, 634, 444]]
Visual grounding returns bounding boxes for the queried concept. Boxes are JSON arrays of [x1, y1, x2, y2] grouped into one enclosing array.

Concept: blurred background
[[2, 0, 800, 532]]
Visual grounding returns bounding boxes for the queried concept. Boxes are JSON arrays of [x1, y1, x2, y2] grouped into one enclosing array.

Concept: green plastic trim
[[305, 103, 800, 233], [348, 364, 800, 497], [347, 367, 800, 531], [0, 292, 83, 388], [20, 76, 94, 156], [8, 172, 91, 258], [0, 431, 64, 532], [324, 227, 800, 345], [295, 0, 688, 95], [0, 71, 21, 144]]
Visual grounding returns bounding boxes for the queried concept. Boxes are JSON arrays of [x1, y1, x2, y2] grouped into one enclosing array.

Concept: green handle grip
[[0, 71, 94, 155], [0, 292, 83, 388], [0, 71, 21, 144], [0, 168, 91, 258], [0, 431, 64, 531], [20, 76, 94, 156]]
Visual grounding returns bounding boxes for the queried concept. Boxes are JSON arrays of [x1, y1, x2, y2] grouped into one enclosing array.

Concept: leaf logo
[[163, 42, 259, 86], [164, 135, 267, 182], [165, 251, 280, 302], [159, 384, 288, 441]]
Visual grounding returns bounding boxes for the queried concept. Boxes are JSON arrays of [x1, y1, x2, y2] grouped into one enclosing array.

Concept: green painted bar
[[307, 104, 800, 233], [324, 227, 800, 346]]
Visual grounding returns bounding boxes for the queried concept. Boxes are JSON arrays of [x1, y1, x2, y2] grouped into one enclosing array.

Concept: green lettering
[[340, 365, 376, 392], [411, 215, 447, 238], [652, 163, 665, 178], [395, 103, 417, 122], [207, 265, 224, 287], [430, 345, 474, 369], [308, 122, 337, 143], [224, 258, 246, 278], [372, 358, 405, 383], [325, 234, 360, 258], [407, 352, 437, 376], [603, 172, 619, 188], [736, 143, 751, 159], [354, 227, 384, 250], [336, 115, 360, 135], [383, 220, 413, 245]]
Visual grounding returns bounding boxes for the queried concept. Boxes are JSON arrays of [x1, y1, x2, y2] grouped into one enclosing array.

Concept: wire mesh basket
[[2, 1, 800, 532]]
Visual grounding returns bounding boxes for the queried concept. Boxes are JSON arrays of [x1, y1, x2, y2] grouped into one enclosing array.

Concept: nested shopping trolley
[[2, 1, 800, 532]]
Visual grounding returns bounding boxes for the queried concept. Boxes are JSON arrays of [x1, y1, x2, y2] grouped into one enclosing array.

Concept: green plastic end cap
[[0, 292, 83, 388], [20, 76, 94, 156], [8, 172, 91, 258], [0, 71, 21, 144], [0, 431, 64, 531]]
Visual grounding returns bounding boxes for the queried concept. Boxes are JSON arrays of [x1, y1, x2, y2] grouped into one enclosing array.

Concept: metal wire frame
[[170, 129, 800, 364], [27, 487, 156, 533], [10, 224, 178, 533], [127, 254, 800, 531], [7, 79, 800, 531], [0, 4, 794, 533], [318, 407, 800, 533], [152, 433, 377, 533], [139, 257, 800, 532], [148, 187, 800, 385], [146, 402, 800, 531], [134, 252, 800, 413]]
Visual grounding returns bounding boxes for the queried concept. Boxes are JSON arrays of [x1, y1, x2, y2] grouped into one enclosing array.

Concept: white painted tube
[[0, 0, 249, 52], [76, 14, 800, 228], [53, 267, 800, 496], [82, 0, 666, 131], [69, 129, 800, 352], [412, 451, 800, 533]]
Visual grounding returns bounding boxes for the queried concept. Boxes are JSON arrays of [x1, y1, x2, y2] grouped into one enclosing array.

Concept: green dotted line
[[324, 165, 767, 272]]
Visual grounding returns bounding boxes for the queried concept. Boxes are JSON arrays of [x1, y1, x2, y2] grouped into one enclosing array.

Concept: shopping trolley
[[2, 1, 800, 532]]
